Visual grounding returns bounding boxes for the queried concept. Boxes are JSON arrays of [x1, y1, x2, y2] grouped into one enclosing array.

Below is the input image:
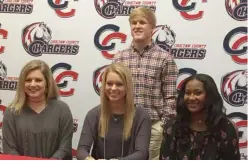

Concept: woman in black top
[[160, 74, 240, 160]]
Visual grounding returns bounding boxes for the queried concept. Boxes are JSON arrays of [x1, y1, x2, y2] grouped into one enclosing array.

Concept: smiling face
[[130, 16, 153, 44], [105, 71, 126, 103], [184, 79, 206, 114], [24, 69, 47, 102]]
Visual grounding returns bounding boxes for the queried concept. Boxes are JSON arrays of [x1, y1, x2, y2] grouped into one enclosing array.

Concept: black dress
[[160, 117, 240, 160]]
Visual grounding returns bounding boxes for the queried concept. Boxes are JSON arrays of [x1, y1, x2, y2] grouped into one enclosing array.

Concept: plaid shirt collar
[[130, 41, 156, 55]]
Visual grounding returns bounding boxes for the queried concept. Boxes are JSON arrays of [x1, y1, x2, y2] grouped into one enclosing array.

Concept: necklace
[[112, 115, 120, 121], [197, 120, 205, 124]]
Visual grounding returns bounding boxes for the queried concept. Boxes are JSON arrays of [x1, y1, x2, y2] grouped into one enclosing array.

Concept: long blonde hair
[[99, 63, 135, 140], [8, 60, 59, 114]]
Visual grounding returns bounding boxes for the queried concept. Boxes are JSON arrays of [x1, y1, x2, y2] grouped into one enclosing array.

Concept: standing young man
[[113, 7, 178, 160]]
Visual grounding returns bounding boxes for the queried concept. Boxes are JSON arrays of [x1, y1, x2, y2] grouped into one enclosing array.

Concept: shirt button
[[25, 133, 28, 136]]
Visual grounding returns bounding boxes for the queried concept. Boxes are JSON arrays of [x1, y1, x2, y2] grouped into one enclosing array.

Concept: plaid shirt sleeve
[[112, 52, 120, 63], [161, 56, 178, 126]]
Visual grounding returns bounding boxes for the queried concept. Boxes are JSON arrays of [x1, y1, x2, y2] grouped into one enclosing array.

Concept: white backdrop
[[0, 0, 247, 159]]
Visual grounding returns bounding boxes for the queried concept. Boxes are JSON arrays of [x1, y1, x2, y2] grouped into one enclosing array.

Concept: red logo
[[0, 24, 8, 54], [94, 24, 127, 59], [173, 0, 207, 20], [48, 0, 76, 18], [51, 63, 78, 97]]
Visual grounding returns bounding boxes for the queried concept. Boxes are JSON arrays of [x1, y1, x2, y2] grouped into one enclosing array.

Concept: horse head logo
[[95, 0, 109, 14], [152, 25, 176, 50], [221, 70, 248, 106], [22, 22, 52, 53], [225, 0, 247, 20], [226, 0, 246, 12], [93, 65, 108, 95]]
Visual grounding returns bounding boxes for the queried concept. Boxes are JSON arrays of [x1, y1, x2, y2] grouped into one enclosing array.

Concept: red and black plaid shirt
[[113, 42, 178, 125]]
